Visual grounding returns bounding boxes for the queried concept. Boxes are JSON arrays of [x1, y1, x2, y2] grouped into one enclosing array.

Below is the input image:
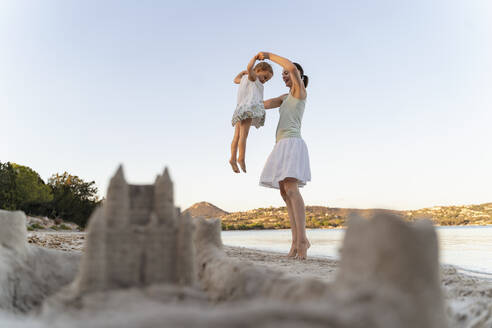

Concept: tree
[[0, 162, 17, 210], [47, 172, 100, 227], [11, 163, 53, 208], [0, 162, 53, 212]]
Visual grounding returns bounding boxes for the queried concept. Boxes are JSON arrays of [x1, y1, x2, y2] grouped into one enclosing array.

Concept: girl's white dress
[[231, 75, 266, 129]]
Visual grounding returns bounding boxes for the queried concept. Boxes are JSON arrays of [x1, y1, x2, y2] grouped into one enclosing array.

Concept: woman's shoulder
[[275, 93, 289, 105], [287, 91, 306, 102]]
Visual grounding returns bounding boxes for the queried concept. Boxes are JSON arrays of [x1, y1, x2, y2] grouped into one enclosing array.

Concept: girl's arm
[[233, 70, 248, 84], [246, 54, 259, 82], [264, 94, 288, 110], [258, 52, 306, 99]]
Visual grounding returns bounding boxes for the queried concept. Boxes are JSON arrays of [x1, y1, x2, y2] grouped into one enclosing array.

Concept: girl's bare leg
[[238, 118, 252, 173], [280, 181, 297, 257], [283, 178, 310, 260], [229, 123, 240, 173]]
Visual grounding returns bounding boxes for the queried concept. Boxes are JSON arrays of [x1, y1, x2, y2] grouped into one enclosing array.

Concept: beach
[[24, 231, 492, 328]]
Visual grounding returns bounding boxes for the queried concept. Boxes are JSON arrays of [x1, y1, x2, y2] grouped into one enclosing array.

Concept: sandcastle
[[73, 166, 195, 296]]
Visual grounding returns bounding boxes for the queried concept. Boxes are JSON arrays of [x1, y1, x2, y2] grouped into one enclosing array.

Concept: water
[[222, 225, 492, 277]]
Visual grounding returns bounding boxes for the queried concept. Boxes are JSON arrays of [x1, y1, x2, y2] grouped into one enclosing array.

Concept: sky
[[1, 0, 491, 212]]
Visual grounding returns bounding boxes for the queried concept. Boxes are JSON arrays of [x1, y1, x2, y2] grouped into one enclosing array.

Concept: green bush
[[52, 224, 71, 230], [29, 223, 44, 230], [248, 222, 264, 229], [47, 172, 100, 227]]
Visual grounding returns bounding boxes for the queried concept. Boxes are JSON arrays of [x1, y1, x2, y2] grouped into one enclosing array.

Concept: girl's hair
[[254, 62, 273, 74], [293, 62, 309, 88]]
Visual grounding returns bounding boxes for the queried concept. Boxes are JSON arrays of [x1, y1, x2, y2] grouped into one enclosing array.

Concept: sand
[[226, 247, 492, 327], [27, 232, 85, 252], [223, 246, 338, 282], [22, 231, 492, 328]]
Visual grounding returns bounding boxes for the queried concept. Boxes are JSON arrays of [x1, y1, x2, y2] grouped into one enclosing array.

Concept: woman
[[258, 51, 311, 260]]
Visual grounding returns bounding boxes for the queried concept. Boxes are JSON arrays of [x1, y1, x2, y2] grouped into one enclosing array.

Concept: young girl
[[229, 55, 273, 173]]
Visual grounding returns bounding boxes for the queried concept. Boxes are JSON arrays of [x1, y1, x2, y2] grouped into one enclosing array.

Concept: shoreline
[[225, 245, 492, 280], [27, 230, 492, 277], [26, 230, 492, 282], [27, 223, 492, 234], [223, 223, 492, 231]]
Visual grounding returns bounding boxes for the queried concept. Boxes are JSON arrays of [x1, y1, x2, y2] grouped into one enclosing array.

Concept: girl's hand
[[247, 54, 259, 82], [234, 70, 248, 84], [257, 52, 270, 60]]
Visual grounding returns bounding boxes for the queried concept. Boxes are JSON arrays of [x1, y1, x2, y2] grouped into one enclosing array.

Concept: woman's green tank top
[[275, 94, 306, 143]]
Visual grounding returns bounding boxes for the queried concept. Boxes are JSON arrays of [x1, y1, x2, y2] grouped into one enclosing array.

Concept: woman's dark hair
[[293, 62, 309, 88]]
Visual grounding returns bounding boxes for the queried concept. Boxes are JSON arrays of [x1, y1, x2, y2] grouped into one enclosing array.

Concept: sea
[[222, 225, 492, 279]]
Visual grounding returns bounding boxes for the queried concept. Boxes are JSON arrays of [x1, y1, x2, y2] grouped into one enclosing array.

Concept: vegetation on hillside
[[405, 204, 492, 226], [219, 206, 354, 230], [219, 204, 492, 230]]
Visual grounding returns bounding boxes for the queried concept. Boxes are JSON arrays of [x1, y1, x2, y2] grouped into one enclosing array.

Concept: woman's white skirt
[[259, 137, 311, 189]]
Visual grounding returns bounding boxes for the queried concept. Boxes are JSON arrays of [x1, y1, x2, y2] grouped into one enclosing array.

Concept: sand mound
[[0, 210, 80, 313]]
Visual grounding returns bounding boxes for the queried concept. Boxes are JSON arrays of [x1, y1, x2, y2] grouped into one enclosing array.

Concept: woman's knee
[[283, 179, 299, 199]]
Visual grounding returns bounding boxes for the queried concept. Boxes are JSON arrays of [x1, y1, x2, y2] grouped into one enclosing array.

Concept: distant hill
[[183, 202, 229, 218], [185, 202, 492, 230]]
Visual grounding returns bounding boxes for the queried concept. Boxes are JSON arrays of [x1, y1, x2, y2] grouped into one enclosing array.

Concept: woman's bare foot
[[229, 159, 240, 173], [287, 242, 297, 258], [238, 159, 247, 173], [295, 239, 311, 260]]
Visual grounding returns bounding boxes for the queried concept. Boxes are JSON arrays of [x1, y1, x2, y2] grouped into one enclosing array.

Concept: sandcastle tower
[[75, 165, 195, 295]]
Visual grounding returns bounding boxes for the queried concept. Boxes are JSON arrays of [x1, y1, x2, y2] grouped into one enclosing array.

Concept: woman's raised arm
[[257, 52, 306, 99]]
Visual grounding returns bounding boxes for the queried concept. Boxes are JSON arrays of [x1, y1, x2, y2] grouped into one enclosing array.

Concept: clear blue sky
[[1, 1, 491, 212]]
